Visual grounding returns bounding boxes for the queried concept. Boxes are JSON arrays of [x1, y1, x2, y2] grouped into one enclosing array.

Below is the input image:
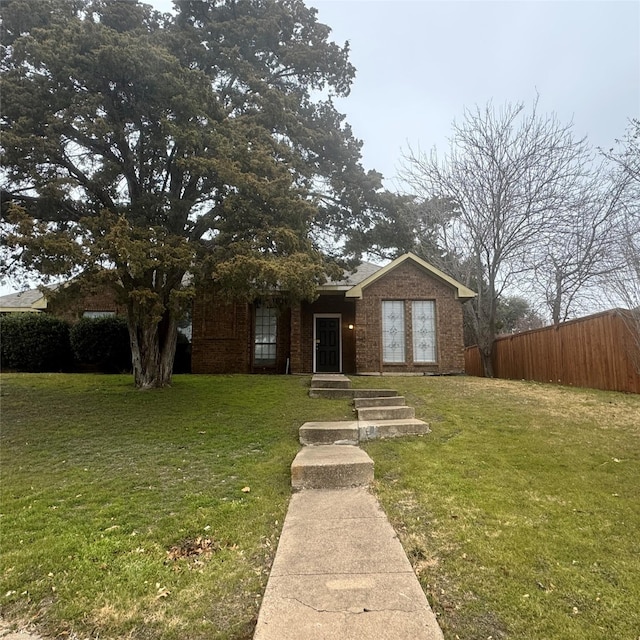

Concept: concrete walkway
[[254, 375, 444, 639], [254, 488, 443, 639]]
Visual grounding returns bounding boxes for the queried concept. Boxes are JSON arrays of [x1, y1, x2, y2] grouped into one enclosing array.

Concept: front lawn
[[1, 374, 639, 639], [0, 374, 351, 639], [353, 376, 640, 640]]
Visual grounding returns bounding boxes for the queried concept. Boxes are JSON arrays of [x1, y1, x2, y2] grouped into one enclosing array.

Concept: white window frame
[[412, 300, 437, 363], [381, 301, 406, 364], [313, 313, 342, 373]]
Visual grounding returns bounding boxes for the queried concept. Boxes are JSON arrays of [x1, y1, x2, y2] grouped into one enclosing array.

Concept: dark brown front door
[[315, 317, 341, 372]]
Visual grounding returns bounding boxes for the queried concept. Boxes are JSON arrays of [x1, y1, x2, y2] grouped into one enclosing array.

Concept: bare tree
[[525, 161, 624, 324], [601, 120, 640, 370], [401, 99, 592, 376]]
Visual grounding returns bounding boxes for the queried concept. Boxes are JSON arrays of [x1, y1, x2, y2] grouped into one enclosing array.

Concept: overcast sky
[[151, 0, 639, 184], [2, 1, 638, 295], [310, 0, 639, 185]]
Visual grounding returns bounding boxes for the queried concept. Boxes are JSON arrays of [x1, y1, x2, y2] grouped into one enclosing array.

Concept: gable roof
[[0, 288, 48, 312], [344, 252, 476, 300]]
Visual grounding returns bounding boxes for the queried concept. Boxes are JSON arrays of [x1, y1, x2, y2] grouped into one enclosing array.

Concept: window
[[254, 306, 277, 365], [412, 301, 437, 362], [83, 311, 116, 318], [382, 301, 405, 363]]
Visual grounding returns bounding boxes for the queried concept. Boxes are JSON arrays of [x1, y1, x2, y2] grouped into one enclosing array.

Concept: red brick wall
[[191, 289, 251, 373], [290, 304, 303, 373], [354, 261, 466, 374], [49, 289, 123, 321], [191, 261, 467, 375], [191, 289, 291, 374]]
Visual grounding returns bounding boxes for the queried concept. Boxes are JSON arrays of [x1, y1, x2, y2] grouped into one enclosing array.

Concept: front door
[[315, 316, 341, 373]]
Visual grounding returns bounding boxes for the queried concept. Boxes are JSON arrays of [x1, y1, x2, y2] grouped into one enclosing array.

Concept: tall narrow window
[[412, 301, 437, 362], [382, 301, 405, 363], [254, 306, 277, 365]]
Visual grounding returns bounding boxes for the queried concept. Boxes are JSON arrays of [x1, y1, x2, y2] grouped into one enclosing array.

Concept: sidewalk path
[[254, 487, 444, 640]]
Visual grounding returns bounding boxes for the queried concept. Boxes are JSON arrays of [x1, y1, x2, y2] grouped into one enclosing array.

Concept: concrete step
[[357, 405, 415, 421], [291, 445, 374, 490], [354, 396, 406, 409], [309, 388, 356, 399], [299, 421, 359, 446], [359, 418, 431, 442], [353, 389, 398, 398], [310, 374, 351, 389], [309, 387, 400, 400]]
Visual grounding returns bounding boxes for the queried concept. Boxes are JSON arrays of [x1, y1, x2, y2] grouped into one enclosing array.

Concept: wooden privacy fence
[[465, 309, 640, 394]]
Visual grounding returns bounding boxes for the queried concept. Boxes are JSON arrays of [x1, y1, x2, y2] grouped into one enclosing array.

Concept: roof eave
[[0, 307, 44, 313], [345, 252, 476, 300]]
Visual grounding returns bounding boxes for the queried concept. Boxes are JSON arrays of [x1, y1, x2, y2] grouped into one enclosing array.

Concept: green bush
[[70, 316, 131, 372], [0, 313, 72, 372]]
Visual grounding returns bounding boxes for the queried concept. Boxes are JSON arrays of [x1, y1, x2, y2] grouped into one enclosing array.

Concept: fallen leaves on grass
[[165, 536, 220, 566], [156, 584, 171, 599]]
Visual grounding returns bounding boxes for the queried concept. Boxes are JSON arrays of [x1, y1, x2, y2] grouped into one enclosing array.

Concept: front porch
[[290, 294, 356, 374]]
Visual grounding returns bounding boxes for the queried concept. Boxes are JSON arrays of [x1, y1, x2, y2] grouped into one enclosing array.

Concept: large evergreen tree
[[1, 0, 388, 388]]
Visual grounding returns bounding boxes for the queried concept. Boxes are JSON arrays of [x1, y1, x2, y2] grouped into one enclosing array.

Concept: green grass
[[2, 374, 639, 639], [352, 376, 640, 640], [0, 374, 353, 639]]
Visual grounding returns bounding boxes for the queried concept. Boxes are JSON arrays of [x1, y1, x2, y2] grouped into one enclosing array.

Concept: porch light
[[348, 324, 354, 330]]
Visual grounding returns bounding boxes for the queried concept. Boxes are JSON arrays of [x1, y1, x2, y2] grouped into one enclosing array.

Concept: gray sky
[[1, 0, 638, 295], [146, 0, 639, 183], [309, 0, 639, 184]]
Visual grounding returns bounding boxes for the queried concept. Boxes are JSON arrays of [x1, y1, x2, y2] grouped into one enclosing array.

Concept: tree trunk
[[127, 308, 178, 389], [479, 345, 494, 378]]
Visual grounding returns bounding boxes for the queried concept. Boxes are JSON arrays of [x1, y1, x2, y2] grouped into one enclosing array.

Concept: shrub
[[70, 316, 131, 372], [0, 313, 72, 372]]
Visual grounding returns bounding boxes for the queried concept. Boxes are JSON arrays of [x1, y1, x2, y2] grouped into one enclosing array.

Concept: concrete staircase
[[292, 374, 430, 490], [254, 374, 444, 639]]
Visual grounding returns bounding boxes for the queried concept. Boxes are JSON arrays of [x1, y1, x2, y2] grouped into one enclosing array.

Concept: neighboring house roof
[[0, 288, 48, 312], [344, 252, 476, 300]]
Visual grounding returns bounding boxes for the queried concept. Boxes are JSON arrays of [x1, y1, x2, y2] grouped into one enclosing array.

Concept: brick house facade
[[191, 253, 475, 375]]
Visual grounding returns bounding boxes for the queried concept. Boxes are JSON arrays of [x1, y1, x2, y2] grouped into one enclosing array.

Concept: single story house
[[0, 252, 475, 375], [192, 252, 475, 375]]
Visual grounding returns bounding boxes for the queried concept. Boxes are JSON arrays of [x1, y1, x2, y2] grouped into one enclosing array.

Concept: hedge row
[[1, 313, 74, 372], [1, 314, 190, 373]]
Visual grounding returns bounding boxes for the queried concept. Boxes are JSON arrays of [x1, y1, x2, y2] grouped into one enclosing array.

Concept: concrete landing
[[357, 405, 416, 421], [299, 421, 359, 446], [358, 418, 431, 442], [253, 488, 444, 640], [291, 445, 374, 490], [311, 374, 352, 389], [354, 395, 407, 408], [309, 387, 401, 399]]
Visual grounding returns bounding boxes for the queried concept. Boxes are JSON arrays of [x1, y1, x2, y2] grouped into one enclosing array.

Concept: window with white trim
[[254, 306, 277, 365], [412, 301, 437, 362], [382, 301, 405, 363]]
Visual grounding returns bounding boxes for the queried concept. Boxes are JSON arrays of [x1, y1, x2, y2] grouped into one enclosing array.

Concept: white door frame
[[313, 313, 342, 373]]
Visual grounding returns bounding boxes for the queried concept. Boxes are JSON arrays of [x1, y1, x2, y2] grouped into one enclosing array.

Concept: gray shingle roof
[[322, 261, 383, 289]]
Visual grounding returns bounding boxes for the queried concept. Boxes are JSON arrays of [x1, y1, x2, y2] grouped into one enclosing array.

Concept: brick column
[[290, 303, 302, 373]]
